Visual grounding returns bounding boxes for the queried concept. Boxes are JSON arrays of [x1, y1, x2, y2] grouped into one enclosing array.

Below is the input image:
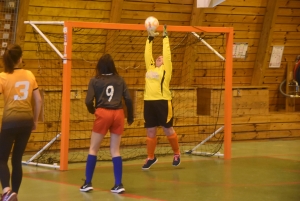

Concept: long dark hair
[[95, 54, 118, 77], [3, 44, 22, 73]]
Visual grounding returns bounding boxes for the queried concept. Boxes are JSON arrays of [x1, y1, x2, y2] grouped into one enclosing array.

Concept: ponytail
[[3, 44, 22, 73]]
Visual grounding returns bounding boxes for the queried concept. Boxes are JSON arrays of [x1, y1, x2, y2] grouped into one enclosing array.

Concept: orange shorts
[[92, 108, 124, 135]]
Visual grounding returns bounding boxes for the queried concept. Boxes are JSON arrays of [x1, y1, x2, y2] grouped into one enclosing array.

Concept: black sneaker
[[111, 183, 125, 194], [173, 154, 180, 166], [142, 157, 158, 170], [80, 181, 93, 192], [0, 191, 17, 201]]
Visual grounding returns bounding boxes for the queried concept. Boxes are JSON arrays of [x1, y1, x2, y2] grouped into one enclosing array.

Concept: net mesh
[[0, 0, 19, 57], [26, 23, 226, 164]]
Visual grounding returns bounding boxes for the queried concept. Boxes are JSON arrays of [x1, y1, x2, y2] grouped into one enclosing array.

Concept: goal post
[[24, 21, 233, 171], [63, 21, 233, 170]]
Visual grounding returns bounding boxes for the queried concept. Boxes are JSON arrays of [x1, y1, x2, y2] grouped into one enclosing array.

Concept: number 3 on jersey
[[14, 81, 30, 100], [106, 85, 114, 102]]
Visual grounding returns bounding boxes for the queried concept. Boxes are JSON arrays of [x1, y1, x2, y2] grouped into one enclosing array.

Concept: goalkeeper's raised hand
[[163, 24, 168, 37], [148, 30, 159, 37]]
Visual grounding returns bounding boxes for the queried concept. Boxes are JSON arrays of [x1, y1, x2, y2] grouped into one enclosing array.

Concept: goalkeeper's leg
[[163, 127, 181, 166], [142, 128, 158, 170]]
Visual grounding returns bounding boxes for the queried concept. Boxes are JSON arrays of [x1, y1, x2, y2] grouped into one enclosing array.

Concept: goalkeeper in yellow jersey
[[142, 25, 180, 170]]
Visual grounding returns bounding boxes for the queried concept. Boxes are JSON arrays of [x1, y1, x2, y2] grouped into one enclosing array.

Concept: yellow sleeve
[[145, 38, 155, 70], [163, 37, 172, 76]]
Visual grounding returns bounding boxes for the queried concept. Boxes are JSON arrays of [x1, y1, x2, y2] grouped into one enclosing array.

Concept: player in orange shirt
[[0, 44, 42, 201]]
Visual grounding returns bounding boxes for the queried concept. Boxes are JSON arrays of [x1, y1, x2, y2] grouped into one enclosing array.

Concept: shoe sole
[[142, 158, 158, 170], [173, 161, 181, 166], [80, 187, 93, 192], [6, 193, 17, 201], [111, 188, 125, 194]]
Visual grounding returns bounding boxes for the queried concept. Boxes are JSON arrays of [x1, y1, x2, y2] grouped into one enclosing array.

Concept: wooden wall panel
[[26, 112, 300, 152], [269, 0, 300, 111], [201, 0, 300, 112], [121, 0, 193, 25], [5, 0, 299, 153]]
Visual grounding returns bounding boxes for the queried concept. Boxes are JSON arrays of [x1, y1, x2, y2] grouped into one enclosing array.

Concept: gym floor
[[15, 139, 300, 201]]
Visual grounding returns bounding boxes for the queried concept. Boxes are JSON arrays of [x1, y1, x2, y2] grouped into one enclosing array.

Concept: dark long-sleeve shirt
[[85, 75, 133, 122]]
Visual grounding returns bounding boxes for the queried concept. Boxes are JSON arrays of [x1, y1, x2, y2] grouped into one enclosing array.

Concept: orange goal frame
[[60, 21, 233, 171]]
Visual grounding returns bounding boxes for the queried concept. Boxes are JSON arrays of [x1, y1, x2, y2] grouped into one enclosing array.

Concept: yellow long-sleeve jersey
[[144, 37, 172, 100]]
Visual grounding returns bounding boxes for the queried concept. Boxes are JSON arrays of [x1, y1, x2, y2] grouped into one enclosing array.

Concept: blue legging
[[0, 126, 32, 193]]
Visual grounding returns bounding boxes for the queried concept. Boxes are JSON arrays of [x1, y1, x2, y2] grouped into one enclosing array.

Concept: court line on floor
[[22, 154, 299, 176], [233, 153, 300, 161], [22, 175, 166, 201], [22, 156, 202, 175], [64, 157, 211, 171], [146, 177, 300, 188], [262, 154, 300, 162]]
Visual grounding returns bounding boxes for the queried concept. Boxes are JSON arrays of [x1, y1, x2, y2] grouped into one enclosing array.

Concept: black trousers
[[0, 126, 32, 193]]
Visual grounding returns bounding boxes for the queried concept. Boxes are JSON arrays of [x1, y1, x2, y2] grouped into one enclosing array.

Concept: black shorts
[[144, 100, 173, 128]]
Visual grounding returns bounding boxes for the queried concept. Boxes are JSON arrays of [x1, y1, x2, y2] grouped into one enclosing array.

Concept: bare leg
[[89, 131, 105, 155], [85, 132, 104, 185], [110, 133, 123, 186]]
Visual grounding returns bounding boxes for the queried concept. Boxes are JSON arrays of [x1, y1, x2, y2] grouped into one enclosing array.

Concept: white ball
[[145, 16, 159, 32]]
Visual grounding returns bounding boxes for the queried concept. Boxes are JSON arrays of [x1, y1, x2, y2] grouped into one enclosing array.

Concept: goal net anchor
[[185, 126, 224, 157], [22, 20, 66, 169], [22, 133, 61, 169]]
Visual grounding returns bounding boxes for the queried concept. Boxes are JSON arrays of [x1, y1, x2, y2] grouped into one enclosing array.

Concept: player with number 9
[[0, 44, 42, 200], [81, 53, 134, 194]]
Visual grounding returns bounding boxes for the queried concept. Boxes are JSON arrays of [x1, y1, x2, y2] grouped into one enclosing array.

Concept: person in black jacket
[[80, 54, 134, 194]]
